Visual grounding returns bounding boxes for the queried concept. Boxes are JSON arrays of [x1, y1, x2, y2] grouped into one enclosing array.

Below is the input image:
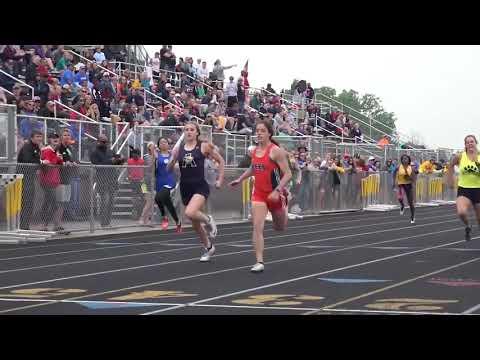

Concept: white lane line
[[181, 304, 319, 312], [0, 297, 182, 307], [0, 213, 456, 273], [304, 252, 480, 315], [319, 308, 466, 316], [0, 226, 463, 314], [0, 218, 460, 285], [0, 205, 451, 254], [462, 303, 480, 314], [142, 239, 468, 315]]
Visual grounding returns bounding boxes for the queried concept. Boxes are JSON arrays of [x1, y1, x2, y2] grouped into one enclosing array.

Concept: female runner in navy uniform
[[168, 122, 225, 261]]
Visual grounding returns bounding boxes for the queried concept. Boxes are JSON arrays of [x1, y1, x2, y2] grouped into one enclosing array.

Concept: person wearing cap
[[60, 63, 75, 87], [60, 84, 73, 105], [38, 133, 64, 232], [99, 71, 115, 101], [90, 135, 124, 227], [74, 65, 89, 88], [18, 97, 43, 141], [53, 128, 78, 234]]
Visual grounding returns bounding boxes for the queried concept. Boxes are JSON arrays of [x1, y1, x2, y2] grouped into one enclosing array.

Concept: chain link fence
[[0, 160, 461, 237]]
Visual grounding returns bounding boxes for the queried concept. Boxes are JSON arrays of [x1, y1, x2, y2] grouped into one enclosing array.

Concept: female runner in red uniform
[[230, 120, 292, 272]]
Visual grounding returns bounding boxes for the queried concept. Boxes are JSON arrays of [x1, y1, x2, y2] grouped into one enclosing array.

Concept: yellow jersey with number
[[458, 152, 480, 188]]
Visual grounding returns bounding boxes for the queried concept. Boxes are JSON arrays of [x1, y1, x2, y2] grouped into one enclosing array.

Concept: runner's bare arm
[[167, 146, 179, 172], [230, 167, 254, 187]]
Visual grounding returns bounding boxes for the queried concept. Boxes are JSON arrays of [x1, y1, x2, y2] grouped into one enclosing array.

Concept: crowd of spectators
[[0, 45, 369, 149]]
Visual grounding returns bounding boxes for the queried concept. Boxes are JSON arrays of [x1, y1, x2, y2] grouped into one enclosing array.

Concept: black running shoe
[[465, 226, 472, 242]]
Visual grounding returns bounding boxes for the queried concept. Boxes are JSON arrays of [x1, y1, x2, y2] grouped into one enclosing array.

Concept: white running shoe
[[206, 215, 217, 240], [410, 218, 415, 224], [266, 213, 273, 222], [400, 208, 405, 215], [251, 262, 265, 273], [200, 244, 215, 262]]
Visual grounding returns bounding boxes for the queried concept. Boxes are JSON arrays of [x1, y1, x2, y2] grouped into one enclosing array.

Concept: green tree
[[316, 86, 336, 99]]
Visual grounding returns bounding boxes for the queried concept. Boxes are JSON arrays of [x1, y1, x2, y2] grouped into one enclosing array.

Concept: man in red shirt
[[38, 133, 64, 231]]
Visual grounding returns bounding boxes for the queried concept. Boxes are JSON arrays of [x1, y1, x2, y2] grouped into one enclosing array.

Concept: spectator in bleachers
[[197, 61, 209, 82], [99, 72, 115, 102], [116, 75, 129, 101], [162, 109, 180, 126], [351, 122, 363, 143], [94, 47, 106, 65], [212, 59, 236, 89], [237, 77, 246, 113], [38, 100, 68, 118], [74, 64, 89, 88], [86, 102, 101, 121], [60, 63, 75, 87], [34, 74, 50, 106], [48, 77, 62, 101], [305, 82, 314, 103], [61, 84, 74, 105], [127, 88, 145, 107], [151, 52, 160, 77], [224, 76, 238, 108], [18, 97, 43, 142], [265, 83, 276, 95]]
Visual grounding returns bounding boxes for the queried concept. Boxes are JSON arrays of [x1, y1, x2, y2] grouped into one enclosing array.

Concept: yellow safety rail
[[1, 175, 23, 232]]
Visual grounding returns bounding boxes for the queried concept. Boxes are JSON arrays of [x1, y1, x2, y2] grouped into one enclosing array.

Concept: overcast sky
[[145, 45, 480, 150]]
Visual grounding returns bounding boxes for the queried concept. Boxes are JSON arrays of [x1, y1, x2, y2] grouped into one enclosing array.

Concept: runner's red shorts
[[251, 189, 287, 212]]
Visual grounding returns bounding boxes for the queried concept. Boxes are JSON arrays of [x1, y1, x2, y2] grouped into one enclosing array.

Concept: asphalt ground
[[0, 204, 479, 315]]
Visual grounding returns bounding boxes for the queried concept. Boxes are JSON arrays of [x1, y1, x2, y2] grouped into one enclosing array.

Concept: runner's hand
[[215, 180, 222, 189], [268, 190, 280, 203], [229, 179, 241, 187]]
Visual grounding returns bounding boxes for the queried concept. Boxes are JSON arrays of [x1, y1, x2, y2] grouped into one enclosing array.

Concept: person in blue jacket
[[154, 137, 182, 232]]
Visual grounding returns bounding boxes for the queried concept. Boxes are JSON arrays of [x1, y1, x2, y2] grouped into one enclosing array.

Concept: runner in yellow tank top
[[393, 154, 417, 224], [447, 135, 480, 241]]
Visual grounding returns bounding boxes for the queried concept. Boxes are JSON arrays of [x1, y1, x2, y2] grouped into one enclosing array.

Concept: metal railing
[[0, 69, 34, 99], [314, 92, 420, 147], [0, 161, 458, 241], [0, 86, 14, 97], [65, 50, 118, 78], [143, 89, 205, 124]]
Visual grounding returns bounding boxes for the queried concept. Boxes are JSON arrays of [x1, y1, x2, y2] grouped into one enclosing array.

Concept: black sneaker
[[465, 226, 472, 242]]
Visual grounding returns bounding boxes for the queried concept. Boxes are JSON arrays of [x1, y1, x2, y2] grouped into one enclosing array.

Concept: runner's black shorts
[[180, 180, 210, 206], [457, 186, 480, 204]]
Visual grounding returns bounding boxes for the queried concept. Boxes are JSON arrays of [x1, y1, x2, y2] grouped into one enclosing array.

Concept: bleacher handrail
[[65, 50, 118, 78], [314, 92, 422, 149], [53, 100, 97, 123], [143, 89, 204, 124], [0, 69, 34, 100], [315, 114, 377, 145], [0, 86, 14, 97]]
